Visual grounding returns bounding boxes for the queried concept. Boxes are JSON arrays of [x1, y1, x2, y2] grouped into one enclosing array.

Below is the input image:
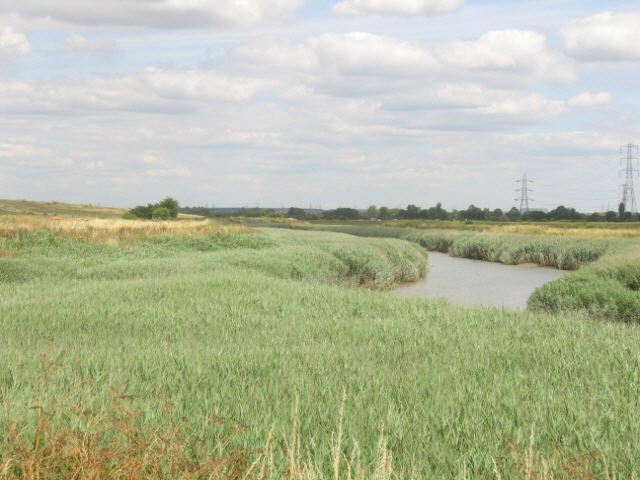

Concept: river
[[392, 251, 568, 309]]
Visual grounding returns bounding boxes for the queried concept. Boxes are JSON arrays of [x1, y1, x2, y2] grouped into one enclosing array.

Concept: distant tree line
[[181, 202, 640, 222]]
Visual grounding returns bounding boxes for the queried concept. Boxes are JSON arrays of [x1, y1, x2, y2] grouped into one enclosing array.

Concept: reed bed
[[529, 248, 640, 322], [447, 234, 610, 270], [2, 225, 640, 477], [385, 219, 640, 237], [1, 365, 620, 480], [310, 224, 640, 322], [482, 224, 640, 238], [311, 226, 610, 270]]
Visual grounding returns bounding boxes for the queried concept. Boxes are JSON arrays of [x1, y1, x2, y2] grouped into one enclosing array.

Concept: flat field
[[1, 216, 640, 479]]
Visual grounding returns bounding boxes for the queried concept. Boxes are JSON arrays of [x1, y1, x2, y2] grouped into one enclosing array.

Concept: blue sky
[[1, 0, 639, 211]]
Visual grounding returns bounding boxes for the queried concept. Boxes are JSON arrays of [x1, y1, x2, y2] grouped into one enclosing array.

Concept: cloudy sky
[[1, 0, 639, 211]]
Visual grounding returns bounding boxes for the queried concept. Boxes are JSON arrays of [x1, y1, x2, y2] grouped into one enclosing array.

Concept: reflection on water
[[392, 251, 568, 309]]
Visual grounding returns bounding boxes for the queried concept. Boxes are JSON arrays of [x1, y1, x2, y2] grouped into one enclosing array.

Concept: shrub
[[151, 207, 171, 220], [127, 197, 179, 220], [156, 197, 179, 219]]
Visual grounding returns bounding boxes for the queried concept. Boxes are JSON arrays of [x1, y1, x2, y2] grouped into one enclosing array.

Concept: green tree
[[378, 206, 389, 220], [151, 207, 171, 220], [400, 204, 421, 219], [619, 202, 626, 220], [433, 202, 448, 220], [286, 207, 307, 220], [461, 204, 484, 220], [522, 210, 547, 221], [323, 208, 361, 220], [366, 205, 378, 219], [129, 203, 155, 219], [157, 197, 179, 219], [605, 210, 618, 221], [506, 207, 521, 221], [128, 197, 179, 220]]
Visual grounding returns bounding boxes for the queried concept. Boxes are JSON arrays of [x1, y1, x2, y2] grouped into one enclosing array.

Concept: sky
[[1, 0, 639, 211]]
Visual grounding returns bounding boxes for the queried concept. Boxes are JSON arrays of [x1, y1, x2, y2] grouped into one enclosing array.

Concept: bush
[[151, 207, 171, 220], [127, 197, 179, 220], [121, 211, 138, 220], [156, 197, 179, 219]]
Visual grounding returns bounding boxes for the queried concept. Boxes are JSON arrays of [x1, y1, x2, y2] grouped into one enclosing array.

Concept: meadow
[[2, 214, 640, 478], [0, 199, 202, 220]]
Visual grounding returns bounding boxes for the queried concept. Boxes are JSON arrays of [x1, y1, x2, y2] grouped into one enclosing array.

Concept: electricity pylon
[[515, 173, 534, 213], [621, 143, 639, 214]]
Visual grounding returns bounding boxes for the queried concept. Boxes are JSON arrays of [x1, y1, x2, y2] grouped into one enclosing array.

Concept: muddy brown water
[[392, 251, 568, 309]]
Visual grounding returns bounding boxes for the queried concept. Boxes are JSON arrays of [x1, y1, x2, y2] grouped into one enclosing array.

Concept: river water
[[392, 251, 568, 309]]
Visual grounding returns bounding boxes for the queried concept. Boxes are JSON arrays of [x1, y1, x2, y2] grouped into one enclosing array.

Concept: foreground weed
[[0, 355, 253, 479], [490, 427, 630, 480], [3, 360, 633, 479], [0, 358, 401, 480]]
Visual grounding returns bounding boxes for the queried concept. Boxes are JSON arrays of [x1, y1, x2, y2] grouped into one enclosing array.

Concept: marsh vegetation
[[314, 224, 640, 323], [1, 212, 640, 478]]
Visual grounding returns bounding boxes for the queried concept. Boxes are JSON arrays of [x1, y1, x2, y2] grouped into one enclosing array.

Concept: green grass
[[2, 226, 640, 478], [528, 250, 640, 322], [0, 198, 203, 219], [0, 199, 128, 218]]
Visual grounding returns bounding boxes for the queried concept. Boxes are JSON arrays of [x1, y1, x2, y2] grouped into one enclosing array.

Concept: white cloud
[[228, 29, 574, 94], [428, 85, 567, 119], [0, 0, 304, 29], [333, 0, 465, 16], [0, 26, 30, 63], [0, 138, 46, 158], [308, 32, 438, 78], [60, 34, 121, 57], [0, 68, 268, 114], [568, 91, 612, 107], [561, 11, 640, 61], [440, 30, 573, 83], [479, 92, 566, 117], [146, 167, 192, 177], [138, 152, 161, 164], [219, 30, 575, 134]]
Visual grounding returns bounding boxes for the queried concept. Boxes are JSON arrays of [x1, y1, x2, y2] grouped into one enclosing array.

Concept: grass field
[[0, 199, 129, 218], [0, 199, 203, 220], [2, 214, 640, 478]]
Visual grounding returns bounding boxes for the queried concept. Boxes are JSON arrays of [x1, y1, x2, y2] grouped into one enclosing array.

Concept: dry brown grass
[[2, 363, 627, 480], [1, 361, 398, 480], [482, 224, 640, 239], [0, 216, 255, 245], [488, 427, 633, 480], [1, 357, 254, 480]]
